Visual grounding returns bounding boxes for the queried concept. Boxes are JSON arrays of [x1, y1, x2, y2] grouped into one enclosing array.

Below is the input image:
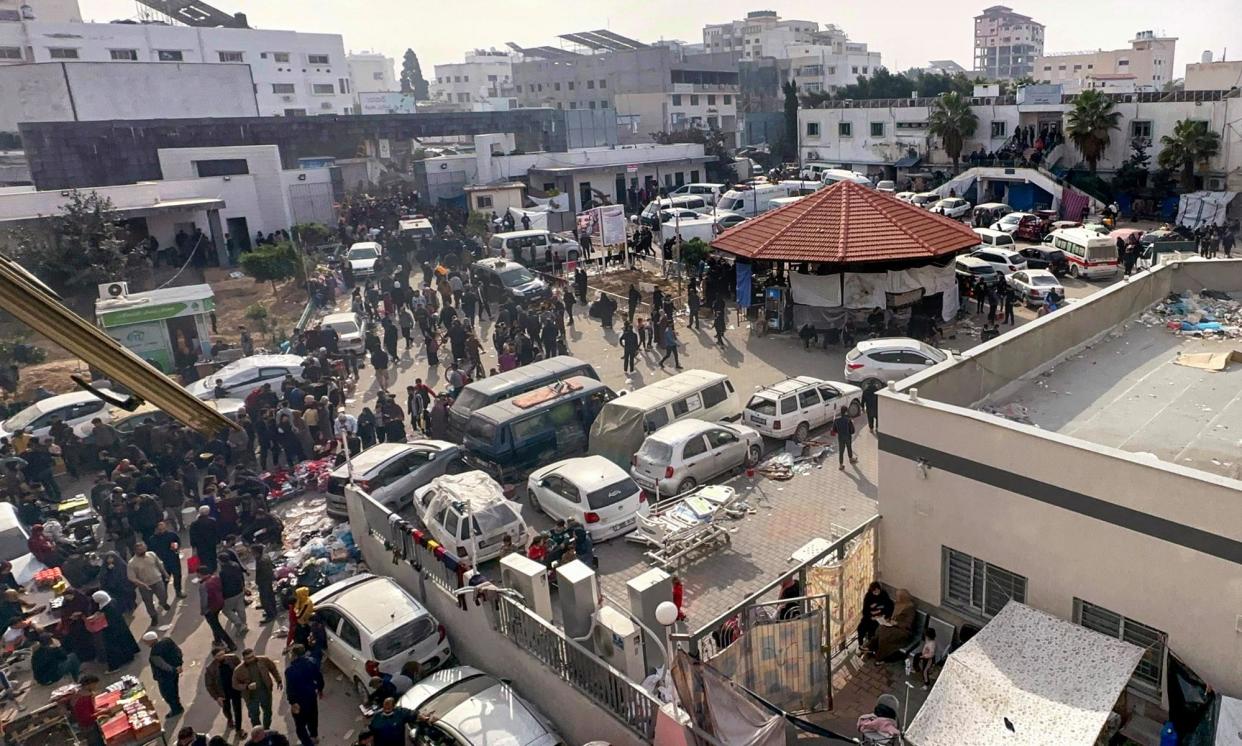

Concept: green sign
[[100, 302, 189, 327]]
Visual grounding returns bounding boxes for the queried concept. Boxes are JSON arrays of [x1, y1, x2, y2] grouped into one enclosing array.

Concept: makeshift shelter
[[711, 180, 980, 329], [905, 602, 1144, 746]]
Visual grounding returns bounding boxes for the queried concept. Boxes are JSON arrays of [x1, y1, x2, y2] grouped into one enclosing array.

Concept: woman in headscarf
[[98, 551, 137, 615], [857, 581, 895, 652], [357, 408, 378, 449], [27, 524, 63, 567], [57, 587, 96, 663], [872, 589, 916, 661], [92, 590, 140, 671], [291, 410, 315, 463], [286, 587, 315, 646]]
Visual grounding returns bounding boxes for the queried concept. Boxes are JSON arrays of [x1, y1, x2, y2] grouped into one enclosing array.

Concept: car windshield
[[3, 404, 46, 431], [0, 527, 28, 562], [638, 439, 673, 462], [498, 267, 535, 287], [469, 503, 517, 536], [348, 247, 378, 260], [718, 197, 743, 211], [994, 234, 1015, 246], [587, 476, 639, 509], [1044, 250, 1065, 260], [1031, 275, 1059, 286], [972, 266, 994, 276], [324, 320, 358, 335], [745, 395, 777, 415], [464, 418, 496, 442], [453, 388, 489, 412], [372, 617, 435, 661]]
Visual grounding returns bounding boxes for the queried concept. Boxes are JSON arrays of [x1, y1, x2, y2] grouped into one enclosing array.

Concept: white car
[[894, 192, 916, 203], [875, 180, 897, 193], [1007, 269, 1065, 306], [328, 440, 465, 520], [185, 354, 304, 400], [631, 419, 763, 498], [970, 246, 1028, 276], [743, 376, 862, 441], [346, 241, 383, 277], [415, 471, 527, 563], [0, 390, 118, 442], [527, 455, 649, 541], [910, 192, 940, 209], [310, 574, 452, 697], [844, 338, 949, 389], [930, 197, 972, 219], [319, 312, 366, 355], [400, 667, 565, 746], [713, 211, 749, 232], [989, 212, 1035, 234]]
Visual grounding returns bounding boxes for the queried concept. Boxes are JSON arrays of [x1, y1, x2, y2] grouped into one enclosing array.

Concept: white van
[[819, 168, 874, 188], [1047, 228, 1120, 279], [588, 369, 739, 468], [973, 227, 1017, 249], [639, 195, 712, 222], [487, 230, 578, 266], [658, 216, 717, 244], [668, 183, 725, 205], [716, 180, 820, 218]]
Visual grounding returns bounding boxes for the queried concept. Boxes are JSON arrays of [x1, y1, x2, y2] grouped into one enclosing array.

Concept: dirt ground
[[587, 262, 689, 304], [0, 267, 309, 402]]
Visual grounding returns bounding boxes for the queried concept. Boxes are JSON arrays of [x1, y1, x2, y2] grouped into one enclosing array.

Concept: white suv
[[743, 377, 862, 441], [971, 246, 1028, 276], [845, 338, 949, 388]]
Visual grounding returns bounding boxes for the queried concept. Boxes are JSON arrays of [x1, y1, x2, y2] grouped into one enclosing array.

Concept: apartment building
[[785, 25, 882, 96], [973, 5, 1044, 80], [1035, 31, 1176, 93], [347, 51, 396, 93], [511, 46, 739, 146], [0, 15, 352, 116], [1184, 57, 1242, 91], [702, 10, 818, 60], [430, 50, 517, 110]]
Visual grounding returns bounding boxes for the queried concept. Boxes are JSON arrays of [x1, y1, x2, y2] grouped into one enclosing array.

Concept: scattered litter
[[978, 402, 1032, 424], [1152, 291, 1242, 339], [1174, 350, 1242, 371]]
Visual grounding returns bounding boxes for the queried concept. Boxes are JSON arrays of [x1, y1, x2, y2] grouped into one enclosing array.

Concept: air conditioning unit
[[320, 102, 333, 109], [280, 95, 295, 102], [499, 553, 552, 621], [591, 606, 646, 680], [806, 151, 821, 161], [98, 281, 128, 300], [1206, 176, 1226, 191]]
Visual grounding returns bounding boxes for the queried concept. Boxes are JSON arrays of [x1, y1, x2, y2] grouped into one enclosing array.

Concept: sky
[[83, 0, 1242, 79]]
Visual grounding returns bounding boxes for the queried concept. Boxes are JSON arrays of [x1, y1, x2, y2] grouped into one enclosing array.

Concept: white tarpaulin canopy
[[906, 602, 1143, 746], [1176, 191, 1237, 230], [1217, 696, 1242, 746]]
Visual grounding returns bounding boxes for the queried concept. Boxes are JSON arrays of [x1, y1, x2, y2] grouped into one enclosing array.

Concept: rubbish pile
[[756, 440, 833, 480], [261, 456, 336, 501], [978, 401, 1034, 425], [1142, 291, 1242, 338]]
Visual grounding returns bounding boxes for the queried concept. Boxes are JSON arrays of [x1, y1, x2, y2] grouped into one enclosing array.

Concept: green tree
[[239, 240, 300, 296], [1111, 137, 1151, 194], [464, 211, 491, 239], [927, 92, 978, 172], [10, 190, 140, 294], [400, 49, 429, 100], [1157, 118, 1221, 191], [1066, 89, 1122, 173], [292, 222, 332, 247], [680, 238, 711, 268], [781, 80, 799, 163], [650, 128, 736, 182]]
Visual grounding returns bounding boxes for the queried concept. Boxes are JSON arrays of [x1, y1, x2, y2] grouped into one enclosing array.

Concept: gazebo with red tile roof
[[711, 180, 981, 267]]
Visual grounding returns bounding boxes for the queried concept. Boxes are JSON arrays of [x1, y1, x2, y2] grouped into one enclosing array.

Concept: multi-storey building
[[347, 51, 396, 94], [973, 5, 1044, 80], [0, 10, 352, 116], [430, 50, 517, 110], [785, 25, 882, 96], [1184, 56, 1242, 91], [1035, 31, 1177, 93], [702, 10, 818, 60]]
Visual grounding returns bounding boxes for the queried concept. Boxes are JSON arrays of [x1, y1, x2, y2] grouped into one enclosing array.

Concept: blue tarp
[[736, 261, 753, 307]]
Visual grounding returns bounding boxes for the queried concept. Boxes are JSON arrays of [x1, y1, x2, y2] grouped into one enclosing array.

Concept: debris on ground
[[1151, 291, 1242, 338], [977, 401, 1034, 425]]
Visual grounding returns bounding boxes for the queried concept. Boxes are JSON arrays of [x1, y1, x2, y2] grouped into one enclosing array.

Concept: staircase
[[930, 167, 1106, 213]]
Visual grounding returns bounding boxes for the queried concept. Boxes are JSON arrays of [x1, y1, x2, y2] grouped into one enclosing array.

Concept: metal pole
[[338, 416, 354, 484]]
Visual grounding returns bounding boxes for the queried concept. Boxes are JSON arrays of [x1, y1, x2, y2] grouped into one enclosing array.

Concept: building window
[[690, 95, 700, 105], [568, 81, 575, 90], [1043, 65, 1052, 72], [475, 195, 493, 209], [218, 51, 244, 63], [870, 122, 884, 137], [991, 121, 1007, 138], [707, 95, 716, 105], [272, 83, 296, 94], [1072, 64, 1081, 71], [806, 122, 820, 137], [723, 94, 732, 104], [600, 100, 609, 108], [272, 52, 290, 63], [1130, 120, 1152, 140], [0, 47, 21, 60], [1074, 599, 1165, 696], [193, 159, 250, 177], [838, 121, 852, 137], [463, 75, 469, 82], [569, 102, 577, 109], [587, 80, 595, 89], [308, 54, 330, 65], [671, 94, 682, 106], [690, 170, 700, 182], [372, 71, 385, 81], [942, 546, 1027, 619], [338, 78, 350, 94], [554, 82, 561, 91], [1118, 58, 1129, 66], [312, 83, 335, 95], [156, 50, 183, 62], [49, 48, 79, 59], [851, 66, 859, 74], [109, 49, 138, 60], [589, 101, 596, 109]]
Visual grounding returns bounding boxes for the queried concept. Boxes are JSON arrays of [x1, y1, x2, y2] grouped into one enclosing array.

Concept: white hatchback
[[319, 312, 367, 355], [743, 376, 862, 441], [844, 338, 949, 389], [631, 419, 763, 498], [989, 212, 1035, 234], [1007, 269, 1065, 306], [930, 197, 972, 219], [971, 246, 1028, 276], [527, 456, 649, 541], [0, 389, 118, 442], [311, 574, 451, 698], [415, 472, 527, 563]]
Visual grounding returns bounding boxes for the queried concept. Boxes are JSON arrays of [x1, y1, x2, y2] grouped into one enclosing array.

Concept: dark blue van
[[447, 356, 599, 440]]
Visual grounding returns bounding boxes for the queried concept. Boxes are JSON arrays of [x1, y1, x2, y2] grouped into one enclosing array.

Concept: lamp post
[[655, 600, 680, 671]]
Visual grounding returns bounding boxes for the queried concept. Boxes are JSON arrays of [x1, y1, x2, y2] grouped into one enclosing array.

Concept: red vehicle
[[1013, 214, 1051, 241]]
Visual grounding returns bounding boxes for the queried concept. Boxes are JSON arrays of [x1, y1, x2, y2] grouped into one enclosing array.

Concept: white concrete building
[[347, 51, 396, 94], [786, 26, 883, 96], [1184, 58, 1242, 91], [430, 50, 517, 110], [702, 10, 818, 60], [973, 5, 1044, 80], [1035, 31, 1176, 93], [0, 16, 352, 116], [0, 61, 259, 131], [797, 90, 1242, 189], [0, 0, 79, 23]]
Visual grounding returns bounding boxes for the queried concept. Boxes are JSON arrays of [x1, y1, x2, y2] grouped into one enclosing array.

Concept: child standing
[[916, 628, 937, 688]]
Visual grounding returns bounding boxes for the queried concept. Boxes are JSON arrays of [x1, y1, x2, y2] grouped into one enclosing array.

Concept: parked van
[[668, 183, 725, 205], [448, 356, 600, 440], [487, 230, 579, 267], [716, 181, 820, 218], [398, 217, 435, 241], [462, 377, 615, 481], [1047, 228, 1119, 279], [588, 369, 740, 468], [819, 168, 874, 188], [658, 216, 717, 244], [972, 227, 1017, 249], [638, 196, 712, 227]]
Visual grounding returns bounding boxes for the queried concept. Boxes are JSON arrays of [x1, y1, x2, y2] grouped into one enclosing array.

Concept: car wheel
[[676, 477, 697, 495], [354, 677, 370, 700], [847, 399, 862, 417], [794, 422, 810, 442], [530, 490, 545, 515], [746, 445, 762, 466], [1068, 264, 1080, 279], [862, 378, 883, 391]]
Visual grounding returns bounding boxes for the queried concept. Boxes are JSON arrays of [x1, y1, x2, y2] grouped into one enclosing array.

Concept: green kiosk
[[96, 283, 215, 374]]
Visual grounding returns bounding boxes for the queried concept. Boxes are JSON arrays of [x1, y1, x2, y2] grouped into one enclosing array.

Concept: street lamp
[[655, 601, 679, 670]]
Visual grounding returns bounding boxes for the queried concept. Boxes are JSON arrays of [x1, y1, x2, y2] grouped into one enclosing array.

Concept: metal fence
[[494, 594, 661, 740]]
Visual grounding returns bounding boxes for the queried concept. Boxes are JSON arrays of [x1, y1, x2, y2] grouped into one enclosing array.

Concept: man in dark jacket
[[620, 324, 639, 374], [217, 551, 248, 634], [252, 544, 278, 623], [143, 631, 184, 716], [284, 645, 325, 746], [205, 645, 243, 732], [188, 506, 219, 572], [862, 385, 879, 432], [833, 406, 858, 470], [148, 520, 185, 599]]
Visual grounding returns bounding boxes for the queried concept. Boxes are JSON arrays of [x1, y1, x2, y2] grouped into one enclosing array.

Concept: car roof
[[331, 440, 455, 478], [472, 376, 607, 422], [956, 256, 993, 268], [494, 229, 554, 239], [473, 257, 525, 272], [321, 312, 359, 324], [535, 455, 630, 485], [312, 574, 429, 635], [22, 389, 115, 414], [975, 246, 1022, 256], [753, 376, 825, 397], [1023, 269, 1059, 278], [973, 227, 1007, 237], [856, 337, 925, 352], [348, 241, 381, 250], [649, 418, 719, 442], [398, 667, 554, 744], [607, 369, 727, 410], [218, 354, 304, 373]]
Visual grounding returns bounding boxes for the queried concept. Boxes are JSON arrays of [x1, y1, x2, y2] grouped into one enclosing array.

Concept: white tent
[[1217, 696, 1242, 746], [905, 602, 1143, 746]]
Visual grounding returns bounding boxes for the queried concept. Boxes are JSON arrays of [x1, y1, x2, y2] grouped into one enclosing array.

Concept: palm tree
[[1158, 118, 1221, 190], [1065, 89, 1121, 173], [927, 92, 978, 172]]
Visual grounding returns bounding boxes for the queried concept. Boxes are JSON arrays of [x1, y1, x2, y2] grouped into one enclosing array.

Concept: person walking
[[687, 289, 701, 329], [206, 645, 244, 734], [284, 645, 324, 746], [1002, 284, 1016, 326], [142, 631, 184, 717], [862, 384, 879, 433], [127, 541, 170, 626], [148, 521, 184, 600], [371, 347, 391, 391], [713, 308, 727, 346], [833, 406, 858, 470], [252, 544, 278, 624], [217, 551, 249, 634], [627, 284, 640, 323], [659, 323, 682, 370], [232, 648, 282, 730], [189, 506, 220, 572], [620, 323, 639, 374], [197, 566, 236, 651]]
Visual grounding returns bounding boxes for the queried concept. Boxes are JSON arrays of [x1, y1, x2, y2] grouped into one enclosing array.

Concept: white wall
[[158, 145, 293, 231], [431, 53, 514, 106], [475, 143, 707, 186], [347, 52, 395, 94], [0, 0, 80, 22]]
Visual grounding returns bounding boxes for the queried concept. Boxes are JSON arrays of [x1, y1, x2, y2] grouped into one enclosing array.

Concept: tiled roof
[[711, 180, 982, 264]]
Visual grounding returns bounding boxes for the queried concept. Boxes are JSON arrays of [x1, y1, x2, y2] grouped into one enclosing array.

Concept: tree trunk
[[271, 280, 278, 297]]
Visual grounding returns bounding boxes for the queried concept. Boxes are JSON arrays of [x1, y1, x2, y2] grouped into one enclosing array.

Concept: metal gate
[[288, 181, 336, 226], [704, 594, 830, 714]]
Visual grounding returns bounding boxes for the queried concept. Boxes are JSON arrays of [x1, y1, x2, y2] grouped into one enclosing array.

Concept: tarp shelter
[[1177, 191, 1237, 230], [905, 602, 1143, 746], [507, 206, 549, 231]]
